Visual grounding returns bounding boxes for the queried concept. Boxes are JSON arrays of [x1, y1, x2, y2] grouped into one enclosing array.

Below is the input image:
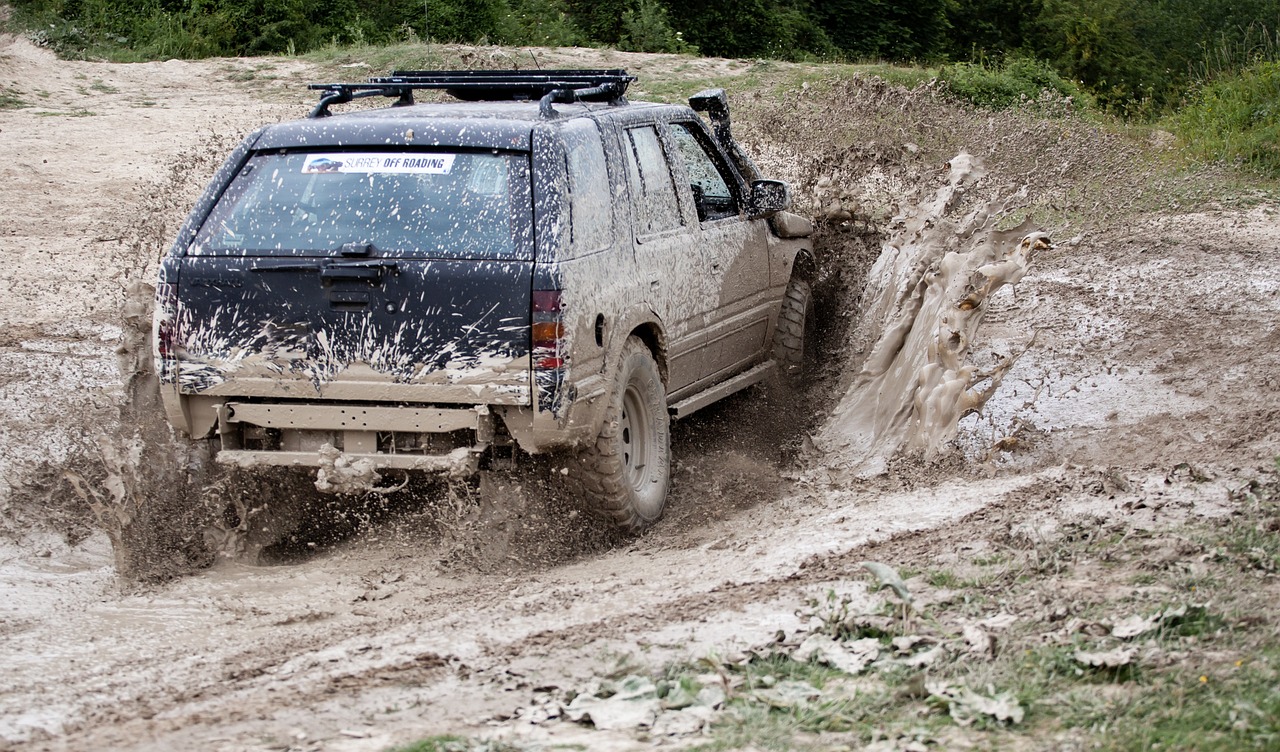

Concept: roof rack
[[306, 69, 636, 119]]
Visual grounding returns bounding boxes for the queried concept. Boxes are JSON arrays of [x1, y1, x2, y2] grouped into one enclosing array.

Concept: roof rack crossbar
[[306, 69, 636, 118], [537, 83, 618, 118], [307, 84, 414, 118]]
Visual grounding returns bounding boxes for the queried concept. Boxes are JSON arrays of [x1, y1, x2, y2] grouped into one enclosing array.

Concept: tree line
[[10, 0, 1280, 115]]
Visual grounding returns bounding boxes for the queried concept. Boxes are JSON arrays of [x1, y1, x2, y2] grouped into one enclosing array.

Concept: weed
[[1094, 651, 1280, 750], [939, 58, 1094, 112], [1168, 61, 1280, 177], [0, 87, 27, 109], [927, 569, 961, 588], [34, 109, 97, 117], [391, 737, 469, 752]]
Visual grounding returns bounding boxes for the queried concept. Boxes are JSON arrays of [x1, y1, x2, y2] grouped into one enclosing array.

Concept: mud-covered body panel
[[172, 256, 534, 402]]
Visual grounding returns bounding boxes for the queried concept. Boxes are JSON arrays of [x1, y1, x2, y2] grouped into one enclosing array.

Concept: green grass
[[0, 87, 27, 109], [1095, 652, 1280, 751], [938, 57, 1095, 112], [390, 737, 471, 752], [34, 109, 97, 117], [1168, 61, 1280, 177]]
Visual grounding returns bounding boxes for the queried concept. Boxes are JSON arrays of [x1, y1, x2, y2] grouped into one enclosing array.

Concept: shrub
[[1171, 60, 1280, 176], [939, 57, 1092, 110]]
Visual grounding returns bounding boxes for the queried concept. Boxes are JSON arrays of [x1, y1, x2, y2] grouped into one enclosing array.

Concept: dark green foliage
[[618, 0, 695, 53], [660, 0, 834, 60], [9, 0, 1280, 131], [946, 0, 1043, 59], [816, 0, 952, 61]]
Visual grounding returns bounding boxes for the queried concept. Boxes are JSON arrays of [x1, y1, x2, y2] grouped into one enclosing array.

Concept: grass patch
[[939, 58, 1094, 112], [1169, 61, 1280, 177], [0, 87, 28, 109], [684, 465, 1280, 750], [34, 109, 97, 117]]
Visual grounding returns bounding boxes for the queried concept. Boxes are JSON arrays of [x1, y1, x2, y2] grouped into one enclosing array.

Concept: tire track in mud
[[27, 471, 1052, 751]]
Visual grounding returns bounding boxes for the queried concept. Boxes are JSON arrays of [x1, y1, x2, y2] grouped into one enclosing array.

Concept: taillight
[[154, 271, 180, 382], [532, 290, 565, 370], [155, 283, 178, 358]]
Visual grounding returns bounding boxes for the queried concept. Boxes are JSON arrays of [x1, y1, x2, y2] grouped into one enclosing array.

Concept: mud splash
[[819, 153, 1050, 476]]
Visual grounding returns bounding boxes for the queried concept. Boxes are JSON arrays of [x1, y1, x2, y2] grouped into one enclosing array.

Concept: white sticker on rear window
[[301, 153, 457, 175]]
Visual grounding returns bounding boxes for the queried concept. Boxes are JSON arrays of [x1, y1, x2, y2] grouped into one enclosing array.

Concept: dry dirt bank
[[0, 34, 1278, 752]]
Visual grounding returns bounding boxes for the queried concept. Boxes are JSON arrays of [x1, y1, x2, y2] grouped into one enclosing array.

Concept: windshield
[[191, 150, 532, 259]]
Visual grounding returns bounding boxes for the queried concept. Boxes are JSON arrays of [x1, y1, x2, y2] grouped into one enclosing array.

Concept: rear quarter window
[[622, 125, 684, 238], [563, 122, 613, 256]]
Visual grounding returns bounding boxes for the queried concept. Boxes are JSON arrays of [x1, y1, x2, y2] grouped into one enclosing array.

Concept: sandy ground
[[0, 34, 1278, 752]]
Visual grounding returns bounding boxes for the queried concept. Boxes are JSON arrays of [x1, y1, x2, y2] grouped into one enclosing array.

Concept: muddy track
[[2, 33, 1279, 752]]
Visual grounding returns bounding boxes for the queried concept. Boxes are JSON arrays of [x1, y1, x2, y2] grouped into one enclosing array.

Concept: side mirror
[[747, 179, 790, 219]]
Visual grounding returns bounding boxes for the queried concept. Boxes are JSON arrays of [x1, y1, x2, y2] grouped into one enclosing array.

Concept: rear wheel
[[573, 336, 670, 532]]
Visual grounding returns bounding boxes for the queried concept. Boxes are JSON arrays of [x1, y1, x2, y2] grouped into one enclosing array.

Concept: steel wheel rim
[[620, 383, 651, 492]]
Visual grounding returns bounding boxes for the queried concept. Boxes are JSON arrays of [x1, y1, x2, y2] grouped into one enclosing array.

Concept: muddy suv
[[154, 70, 814, 531]]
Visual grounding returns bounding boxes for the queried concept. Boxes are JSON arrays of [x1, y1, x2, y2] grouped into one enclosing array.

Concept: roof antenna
[[528, 49, 542, 70]]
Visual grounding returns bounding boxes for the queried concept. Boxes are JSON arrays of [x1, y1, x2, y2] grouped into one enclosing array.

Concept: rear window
[[190, 150, 532, 259]]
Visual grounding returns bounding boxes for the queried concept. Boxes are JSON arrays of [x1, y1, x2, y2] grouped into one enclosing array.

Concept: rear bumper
[[218, 447, 479, 475], [158, 369, 608, 470]]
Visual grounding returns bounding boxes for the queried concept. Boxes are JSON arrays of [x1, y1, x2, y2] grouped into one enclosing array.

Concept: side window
[[670, 123, 739, 222], [622, 125, 684, 237], [563, 124, 612, 254]]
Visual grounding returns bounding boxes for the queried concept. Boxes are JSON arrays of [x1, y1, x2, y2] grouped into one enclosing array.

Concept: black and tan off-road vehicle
[[155, 70, 814, 531]]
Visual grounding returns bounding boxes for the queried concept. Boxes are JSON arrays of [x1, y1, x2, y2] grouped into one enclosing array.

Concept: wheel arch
[[792, 246, 818, 282], [627, 321, 669, 387]]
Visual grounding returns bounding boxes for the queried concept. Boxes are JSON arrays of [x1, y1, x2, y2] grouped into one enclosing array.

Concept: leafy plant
[[939, 57, 1092, 110]]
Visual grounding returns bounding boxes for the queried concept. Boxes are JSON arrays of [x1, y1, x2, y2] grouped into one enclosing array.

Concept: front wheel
[[772, 276, 812, 383], [572, 336, 671, 532]]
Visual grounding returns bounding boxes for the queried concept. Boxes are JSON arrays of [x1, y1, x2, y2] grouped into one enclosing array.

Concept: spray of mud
[[49, 133, 247, 580], [816, 154, 1050, 476]]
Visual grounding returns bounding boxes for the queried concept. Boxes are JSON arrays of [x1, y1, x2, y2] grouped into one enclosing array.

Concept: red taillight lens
[[532, 289, 565, 371], [155, 281, 179, 358], [532, 290, 562, 313]]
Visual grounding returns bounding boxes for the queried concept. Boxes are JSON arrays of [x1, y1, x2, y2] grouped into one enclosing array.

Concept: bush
[[618, 0, 695, 53], [939, 57, 1092, 110], [1171, 60, 1280, 176]]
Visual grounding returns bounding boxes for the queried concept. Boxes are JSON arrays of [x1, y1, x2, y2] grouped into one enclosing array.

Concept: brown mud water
[[819, 153, 1049, 476]]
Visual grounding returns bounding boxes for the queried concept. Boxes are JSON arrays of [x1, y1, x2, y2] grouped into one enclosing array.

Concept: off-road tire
[[572, 336, 670, 533], [773, 276, 812, 382]]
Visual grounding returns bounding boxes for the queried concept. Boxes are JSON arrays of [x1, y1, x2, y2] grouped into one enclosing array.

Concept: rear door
[[618, 123, 719, 393], [174, 148, 535, 405]]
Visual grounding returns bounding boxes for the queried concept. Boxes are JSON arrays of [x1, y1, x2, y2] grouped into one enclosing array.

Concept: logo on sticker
[[301, 153, 457, 175]]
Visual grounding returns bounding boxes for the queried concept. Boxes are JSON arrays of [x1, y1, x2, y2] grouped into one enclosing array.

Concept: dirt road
[[1, 34, 1278, 752]]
